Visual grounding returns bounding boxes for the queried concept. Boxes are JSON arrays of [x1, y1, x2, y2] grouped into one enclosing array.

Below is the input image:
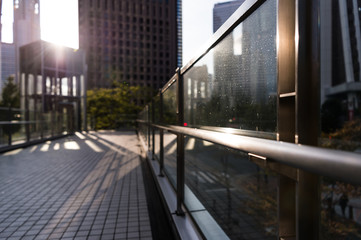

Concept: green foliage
[[87, 82, 154, 130], [0, 76, 21, 136], [0, 76, 20, 108]]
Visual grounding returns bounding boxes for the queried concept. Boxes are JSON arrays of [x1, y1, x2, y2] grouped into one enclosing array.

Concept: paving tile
[[0, 132, 154, 240]]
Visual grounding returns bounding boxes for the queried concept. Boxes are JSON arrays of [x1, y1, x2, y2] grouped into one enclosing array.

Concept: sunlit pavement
[[0, 131, 152, 240]]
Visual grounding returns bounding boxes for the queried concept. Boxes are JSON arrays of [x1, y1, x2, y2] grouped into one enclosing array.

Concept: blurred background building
[[321, 0, 361, 122], [213, 0, 245, 32], [78, 0, 182, 103], [13, 0, 40, 83], [1, 42, 15, 83]]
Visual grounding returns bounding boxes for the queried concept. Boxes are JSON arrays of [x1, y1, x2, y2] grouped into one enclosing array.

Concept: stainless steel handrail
[[180, 0, 265, 75], [0, 121, 41, 125], [147, 123, 361, 184]]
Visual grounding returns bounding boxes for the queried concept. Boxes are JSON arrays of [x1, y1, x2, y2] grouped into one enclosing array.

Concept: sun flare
[[40, 0, 79, 49]]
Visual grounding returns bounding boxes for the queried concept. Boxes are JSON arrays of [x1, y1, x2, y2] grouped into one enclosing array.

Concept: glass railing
[[0, 107, 74, 152], [137, 0, 361, 239]]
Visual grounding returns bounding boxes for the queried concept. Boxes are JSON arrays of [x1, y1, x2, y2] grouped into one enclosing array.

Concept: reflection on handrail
[[147, 123, 361, 184], [0, 121, 43, 125]]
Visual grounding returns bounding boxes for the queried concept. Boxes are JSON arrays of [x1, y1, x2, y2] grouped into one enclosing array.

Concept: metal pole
[[147, 105, 151, 150], [159, 89, 164, 177], [277, 0, 296, 238], [152, 98, 155, 160], [176, 68, 185, 216], [8, 107, 12, 145], [296, 0, 320, 238]]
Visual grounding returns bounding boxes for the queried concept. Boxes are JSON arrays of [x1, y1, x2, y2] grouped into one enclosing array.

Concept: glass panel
[[138, 106, 149, 145], [185, 137, 277, 239], [154, 128, 160, 161], [11, 124, 26, 144], [320, 1, 361, 238], [61, 77, 68, 96], [320, 178, 361, 239], [73, 76, 77, 96], [162, 82, 177, 125], [37, 75, 42, 95], [164, 132, 177, 188], [183, 0, 277, 137]]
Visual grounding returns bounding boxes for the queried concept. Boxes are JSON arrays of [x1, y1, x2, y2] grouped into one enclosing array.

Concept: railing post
[[296, 0, 320, 238], [277, 0, 297, 239], [159, 89, 164, 177], [7, 107, 12, 146], [152, 98, 155, 160], [147, 105, 151, 151], [277, 0, 320, 239], [176, 67, 185, 216]]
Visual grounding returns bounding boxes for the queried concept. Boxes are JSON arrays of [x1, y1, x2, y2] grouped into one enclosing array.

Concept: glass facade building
[[78, 0, 182, 95]]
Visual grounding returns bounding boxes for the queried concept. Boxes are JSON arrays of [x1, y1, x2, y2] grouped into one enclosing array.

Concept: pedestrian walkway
[[0, 131, 152, 240]]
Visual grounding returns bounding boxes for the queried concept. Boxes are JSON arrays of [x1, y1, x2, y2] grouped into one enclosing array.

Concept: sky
[[182, 0, 231, 64], [1, 0, 78, 49], [1, 0, 231, 57]]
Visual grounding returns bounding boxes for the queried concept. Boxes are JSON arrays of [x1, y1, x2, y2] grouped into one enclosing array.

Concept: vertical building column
[[296, 0, 320, 239], [25, 73, 30, 142], [176, 68, 184, 216], [338, 0, 354, 84], [352, 0, 361, 82], [277, 1, 296, 238], [159, 89, 164, 177]]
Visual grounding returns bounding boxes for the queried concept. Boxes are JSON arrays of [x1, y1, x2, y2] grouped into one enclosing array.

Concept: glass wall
[[184, 137, 277, 239], [319, 1, 361, 238], [183, 0, 277, 136], [163, 132, 177, 188], [162, 82, 177, 125]]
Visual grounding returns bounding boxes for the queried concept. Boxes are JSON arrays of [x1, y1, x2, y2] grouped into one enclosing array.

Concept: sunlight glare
[[64, 141, 80, 150], [85, 140, 103, 153], [54, 143, 60, 150], [30, 146, 38, 153], [40, 0, 79, 49], [3, 149, 22, 156], [40, 143, 50, 152], [75, 132, 86, 140]]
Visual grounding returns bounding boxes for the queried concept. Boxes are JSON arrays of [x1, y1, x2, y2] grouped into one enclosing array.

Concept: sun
[[40, 0, 79, 49]]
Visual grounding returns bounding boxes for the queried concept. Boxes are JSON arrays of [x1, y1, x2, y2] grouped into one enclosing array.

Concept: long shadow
[[140, 153, 176, 240]]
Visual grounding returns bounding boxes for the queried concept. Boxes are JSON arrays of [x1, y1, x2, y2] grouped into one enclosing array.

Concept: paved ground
[[0, 131, 152, 240]]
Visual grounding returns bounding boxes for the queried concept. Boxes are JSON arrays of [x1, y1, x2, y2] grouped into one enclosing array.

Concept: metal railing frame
[[136, 0, 357, 239]]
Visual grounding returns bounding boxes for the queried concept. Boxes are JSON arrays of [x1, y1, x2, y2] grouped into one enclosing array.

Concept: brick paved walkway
[[0, 131, 152, 240]]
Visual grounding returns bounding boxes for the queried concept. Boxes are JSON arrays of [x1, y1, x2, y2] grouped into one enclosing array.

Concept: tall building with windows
[[321, 0, 361, 121], [213, 0, 245, 33], [78, 0, 182, 98], [12, 0, 40, 84], [1, 43, 16, 84]]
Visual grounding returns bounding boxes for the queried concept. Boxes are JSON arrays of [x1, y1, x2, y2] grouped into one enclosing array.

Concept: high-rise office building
[[321, 0, 361, 121], [213, 0, 245, 33], [12, 0, 40, 84], [1, 43, 16, 85], [14, 0, 40, 48], [78, 0, 182, 96]]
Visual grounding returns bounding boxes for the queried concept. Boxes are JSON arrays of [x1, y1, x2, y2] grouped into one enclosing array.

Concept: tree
[[0, 76, 21, 139], [0, 76, 20, 108], [87, 82, 154, 130]]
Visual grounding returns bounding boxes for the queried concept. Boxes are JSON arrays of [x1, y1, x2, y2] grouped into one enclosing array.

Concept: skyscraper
[[1, 43, 15, 84], [78, 0, 182, 97], [13, 0, 41, 84], [213, 0, 245, 33], [14, 0, 40, 47], [321, 0, 361, 121]]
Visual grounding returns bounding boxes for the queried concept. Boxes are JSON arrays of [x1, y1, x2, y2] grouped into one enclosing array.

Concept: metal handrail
[[0, 121, 41, 125], [148, 123, 361, 184], [180, 0, 265, 75]]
